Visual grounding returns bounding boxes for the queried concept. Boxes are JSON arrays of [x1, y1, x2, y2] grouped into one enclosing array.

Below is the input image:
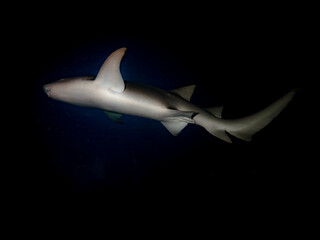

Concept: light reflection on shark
[[43, 47, 296, 143]]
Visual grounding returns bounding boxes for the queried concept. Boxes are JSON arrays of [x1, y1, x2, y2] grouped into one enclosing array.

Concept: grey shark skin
[[43, 47, 297, 143]]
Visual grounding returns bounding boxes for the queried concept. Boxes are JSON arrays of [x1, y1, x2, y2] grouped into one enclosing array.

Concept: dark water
[[16, 21, 310, 216]]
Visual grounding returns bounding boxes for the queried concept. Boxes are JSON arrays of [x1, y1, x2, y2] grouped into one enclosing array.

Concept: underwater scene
[[29, 30, 306, 209]]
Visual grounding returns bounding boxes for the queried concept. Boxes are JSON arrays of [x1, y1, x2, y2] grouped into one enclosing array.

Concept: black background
[[8, 4, 314, 221]]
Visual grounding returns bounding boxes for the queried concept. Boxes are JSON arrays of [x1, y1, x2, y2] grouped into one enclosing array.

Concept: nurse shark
[[43, 47, 297, 143]]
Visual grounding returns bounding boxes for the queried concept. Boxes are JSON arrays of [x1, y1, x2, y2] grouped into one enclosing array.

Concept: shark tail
[[202, 89, 298, 143]]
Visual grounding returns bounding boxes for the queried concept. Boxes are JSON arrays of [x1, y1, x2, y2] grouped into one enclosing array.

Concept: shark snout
[[43, 84, 52, 97]]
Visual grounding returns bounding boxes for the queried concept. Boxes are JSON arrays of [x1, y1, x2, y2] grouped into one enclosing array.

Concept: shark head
[[43, 47, 127, 106], [43, 76, 95, 104]]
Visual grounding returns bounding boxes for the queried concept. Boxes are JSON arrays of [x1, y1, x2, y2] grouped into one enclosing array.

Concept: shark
[[43, 47, 297, 143]]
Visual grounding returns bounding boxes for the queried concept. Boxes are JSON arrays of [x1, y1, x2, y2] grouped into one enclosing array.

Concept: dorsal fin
[[95, 47, 127, 93], [170, 85, 196, 102], [206, 106, 223, 118]]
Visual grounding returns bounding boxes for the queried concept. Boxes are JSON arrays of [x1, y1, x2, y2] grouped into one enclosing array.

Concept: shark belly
[[96, 81, 187, 121]]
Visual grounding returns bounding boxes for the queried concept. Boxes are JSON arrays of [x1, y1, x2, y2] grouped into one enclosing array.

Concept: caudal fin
[[206, 89, 298, 143]]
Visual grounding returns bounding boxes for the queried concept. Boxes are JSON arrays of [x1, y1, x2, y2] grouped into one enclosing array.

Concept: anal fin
[[206, 106, 223, 118], [205, 129, 232, 143], [227, 130, 252, 142]]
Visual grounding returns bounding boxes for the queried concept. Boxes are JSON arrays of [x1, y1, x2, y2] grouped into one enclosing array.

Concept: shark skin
[[43, 47, 297, 143]]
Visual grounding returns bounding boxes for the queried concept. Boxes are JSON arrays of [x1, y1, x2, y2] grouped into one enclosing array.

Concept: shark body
[[43, 47, 296, 143]]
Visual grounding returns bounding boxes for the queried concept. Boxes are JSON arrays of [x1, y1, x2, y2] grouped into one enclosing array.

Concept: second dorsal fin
[[170, 85, 196, 102]]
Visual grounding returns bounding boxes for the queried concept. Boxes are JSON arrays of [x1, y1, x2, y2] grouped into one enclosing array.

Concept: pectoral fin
[[104, 111, 123, 124]]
